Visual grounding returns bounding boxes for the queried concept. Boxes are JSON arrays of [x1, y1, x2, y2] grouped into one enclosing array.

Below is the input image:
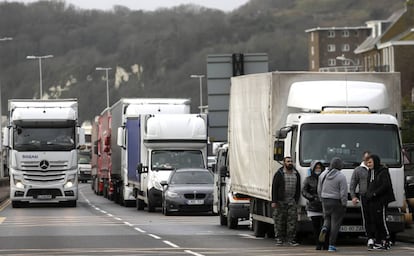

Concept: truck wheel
[[227, 209, 238, 229], [220, 211, 227, 226], [136, 198, 145, 211], [65, 200, 77, 207], [12, 201, 23, 208], [147, 199, 155, 212], [253, 219, 266, 237]]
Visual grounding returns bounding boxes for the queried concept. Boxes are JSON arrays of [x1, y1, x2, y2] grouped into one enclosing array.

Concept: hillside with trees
[[0, 0, 405, 122]]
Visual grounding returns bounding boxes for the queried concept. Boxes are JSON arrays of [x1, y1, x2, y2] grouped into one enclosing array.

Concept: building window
[[354, 30, 359, 37], [328, 59, 336, 66], [311, 32, 314, 42], [342, 30, 349, 37], [311, 60, 315, 69], [327, 44, 336, 52], [311, 46, 314, 56], [341, 60, 351, 66], [341, 44, 350, 52], [328, 30, 335, 38]]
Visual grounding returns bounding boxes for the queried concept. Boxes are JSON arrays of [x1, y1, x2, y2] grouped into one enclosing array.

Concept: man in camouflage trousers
[[271, 156, 301, 246]]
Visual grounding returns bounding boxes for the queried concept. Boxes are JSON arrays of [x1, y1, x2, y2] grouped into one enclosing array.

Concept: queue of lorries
[[3, 71, 410, 240]]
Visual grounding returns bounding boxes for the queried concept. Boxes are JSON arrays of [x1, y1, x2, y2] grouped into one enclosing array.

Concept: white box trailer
[[228, 72, 405, 239], [124, 113, 208, 212], [6, 99, 84, 207], [109, 98, 191, 206]]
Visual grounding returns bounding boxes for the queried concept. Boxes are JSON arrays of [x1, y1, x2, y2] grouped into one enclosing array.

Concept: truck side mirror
[[160, 180, 168, 187], [219, 166, 229, 177], [212, 163, 216, 173], [2, 127, 9, 147], [274, 140, 285, 161], [136, 163, 143, 174]]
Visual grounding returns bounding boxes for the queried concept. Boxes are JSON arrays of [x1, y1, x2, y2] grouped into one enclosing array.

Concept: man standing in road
[[365, 154, 395, 250], [350, 151, 374, 250], [272, 156, 301, 246]]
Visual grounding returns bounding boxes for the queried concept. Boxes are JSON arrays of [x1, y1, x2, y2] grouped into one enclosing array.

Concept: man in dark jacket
[[365, 154, 395, 250], [271, 156, 301, 246]]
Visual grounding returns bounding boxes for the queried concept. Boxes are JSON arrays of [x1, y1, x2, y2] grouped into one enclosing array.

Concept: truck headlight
[[13, 175, 25, 189], [64, 174, 76, 189]]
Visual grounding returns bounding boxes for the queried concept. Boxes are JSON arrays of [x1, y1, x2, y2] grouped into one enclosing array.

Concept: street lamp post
[[26, 55, 54, 99], [190, 74, 205, 113], [96, 67, 112, 109], [336, 54, 359, 71], [0, 37, 12, 178]]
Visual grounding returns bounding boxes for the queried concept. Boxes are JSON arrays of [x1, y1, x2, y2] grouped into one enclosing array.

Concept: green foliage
[[0, 0, 405, 123]]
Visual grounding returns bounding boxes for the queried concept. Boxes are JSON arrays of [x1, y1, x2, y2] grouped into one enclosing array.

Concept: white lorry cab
[[5, 99, 84, 207], [127, 113, 208, 212], [228, 72, 405, 240]]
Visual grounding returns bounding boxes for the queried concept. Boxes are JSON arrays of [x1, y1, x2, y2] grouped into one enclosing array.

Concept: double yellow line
[[0, 199, 10, 212]]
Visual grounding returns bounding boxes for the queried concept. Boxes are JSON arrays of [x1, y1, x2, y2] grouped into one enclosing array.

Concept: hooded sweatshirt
[[366, 154, 396, 205], [302, 160, 324, 212], [350, 161, 369, 198], [317, 157, 348, 206]]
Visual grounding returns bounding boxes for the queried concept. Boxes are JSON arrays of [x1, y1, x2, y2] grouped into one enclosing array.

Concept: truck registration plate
[[37, 195, 52, 200], [187, 200, 204, 205], [339, 225, 365, 232]]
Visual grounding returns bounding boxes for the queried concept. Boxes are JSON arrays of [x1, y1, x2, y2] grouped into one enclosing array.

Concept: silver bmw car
[[161, 168, 214, 215]]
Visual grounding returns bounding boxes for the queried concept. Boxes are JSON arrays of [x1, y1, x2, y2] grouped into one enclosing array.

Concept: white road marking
[[148, 234, 161, 239], [185, 250, 205, 256], [163, 240, 180, 248], [114, 217, 122, 221], [134, 227, 146, 233]]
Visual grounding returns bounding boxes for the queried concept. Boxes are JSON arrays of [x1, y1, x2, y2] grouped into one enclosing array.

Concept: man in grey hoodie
[[350, 151, 374, 249], [317, 157, 347, 252]]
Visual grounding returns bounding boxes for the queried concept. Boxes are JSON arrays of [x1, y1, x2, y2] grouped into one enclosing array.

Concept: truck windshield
[[299, 123, 401, 168], [13, 126, 75, 151], [78, 152, 91, 164], [151, 150, 205, 170]]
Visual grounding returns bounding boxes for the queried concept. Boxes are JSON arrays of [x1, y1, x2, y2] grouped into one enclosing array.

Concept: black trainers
[[319, 227, 327, 243], [288, 240, 299, 246], [275, 238, 284, 246], [373, 243, 388, 251], [367, 238, 374, 251]]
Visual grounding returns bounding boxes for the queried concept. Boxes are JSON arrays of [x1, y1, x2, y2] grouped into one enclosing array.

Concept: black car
[[161, 168, 214, 215]]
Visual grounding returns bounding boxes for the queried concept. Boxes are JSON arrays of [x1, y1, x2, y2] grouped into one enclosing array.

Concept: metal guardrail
[[0, 178, 10, 203]]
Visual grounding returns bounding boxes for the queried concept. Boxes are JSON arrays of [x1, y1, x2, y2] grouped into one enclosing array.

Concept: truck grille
[[20, 160, 69, 183]]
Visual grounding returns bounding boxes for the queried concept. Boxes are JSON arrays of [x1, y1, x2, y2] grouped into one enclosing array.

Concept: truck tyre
[[253, 219, 266, 237], [11, 201, 23, 208], [65, 200, 77, 207], [220, 211, 227, 226], [227, 208, 238, 229], [136, 197, 145, 210], [147, 198, 155, 212]]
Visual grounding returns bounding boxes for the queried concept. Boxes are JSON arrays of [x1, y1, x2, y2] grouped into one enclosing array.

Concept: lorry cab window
[[152, 150, 204, 170], [299, 123, 401, 168], [13, 126, 75, 151]]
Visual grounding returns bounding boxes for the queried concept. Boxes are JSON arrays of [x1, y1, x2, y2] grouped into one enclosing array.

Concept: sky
[[6, 0, 250, 12]]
